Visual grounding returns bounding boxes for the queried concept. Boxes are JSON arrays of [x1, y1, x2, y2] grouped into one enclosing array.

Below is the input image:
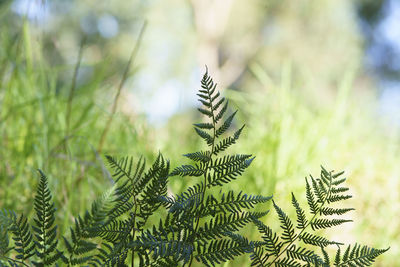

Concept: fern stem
[[268, 173, 334, 266], [131, 203, 139, 267], [188, 72, 217, 267]]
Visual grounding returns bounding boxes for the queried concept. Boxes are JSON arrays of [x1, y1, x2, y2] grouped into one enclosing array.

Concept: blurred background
[[0, 0, 399, 265]]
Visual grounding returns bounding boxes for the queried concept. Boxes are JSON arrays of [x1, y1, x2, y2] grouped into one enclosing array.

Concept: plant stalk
[[98, 21, 147, 153]]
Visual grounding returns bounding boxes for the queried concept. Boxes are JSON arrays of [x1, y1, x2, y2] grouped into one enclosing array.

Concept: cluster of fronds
[[0, 171, 63, 266], [0, 70, 388, 266], [250, 168, 389, 266]]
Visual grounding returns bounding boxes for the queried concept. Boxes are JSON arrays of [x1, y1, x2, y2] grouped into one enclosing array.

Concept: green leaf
[[335, 244, 389, 266], [206, 157, 254, 187], [215, 100, 228, 123], [310, 218, 352, 230], [320, 207, 354, 216], [200, 191, 272, 217], [196, 211, 268, 242], [183, 151, 211, 163], [195, 238, 248, 266], [193, 123, 213, 130], [213, 97, 225, 111], [305, 178, 318, 215], [194, 127, 213, 145], [33, 170, 62, 265], [253, 219, 282, 257], [273, 201, 296, 244], [291, 193, 307, 229], [197, 107, 213, 118], [209, 154, 252, 172], [10, 214, 35, 260], [286, 244, 324, 265], [299, 232, 343, 247], [213, 125, 245, 155], [215, 110, 237, 137], [171, 165, 204, 177]]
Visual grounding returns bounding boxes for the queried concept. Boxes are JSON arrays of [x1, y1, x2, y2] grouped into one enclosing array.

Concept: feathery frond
[[32, 170, 63, 266], [0, 70, 388, 267]]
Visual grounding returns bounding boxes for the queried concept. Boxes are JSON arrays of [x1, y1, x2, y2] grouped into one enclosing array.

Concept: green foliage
[[0, 71, 388, 266]]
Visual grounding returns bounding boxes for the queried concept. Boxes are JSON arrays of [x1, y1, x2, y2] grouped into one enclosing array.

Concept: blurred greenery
[[0, 0, 398, 266]]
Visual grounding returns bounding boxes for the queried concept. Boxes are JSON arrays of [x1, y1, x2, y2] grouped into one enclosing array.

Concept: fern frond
[[250, 246, 268, 267], [330, 186, 349, 194], [183, 151, 211, 163], [252, 219, 282, 258], [138, 227, 193, 264], [101, 245, 129, 267], [334, 244, 389, 266], [196, 211, 268, 242], [215, 110, 237, 137], [69, 255, 94, 265], [170, 164, 204, 177], [32, 170, 62, 265], [133, 153, 165, 196], [291, 193, 307, 229], [224, 232, 252, 252], [305, 178, 319, 215], [106, 155, 145, 183], [299, 232, 342, 247], [200, 191, 272, 217], [0, 210, 15, 229], [310, 218, 352, 230], [194, 127, 213, 145], [310, 175, 326, 203], [213, 125, 244, 155], [0, 225, 12, 257], [89, 219, 131, 243], [0, 210, 14, 258], [273, 200, 296, 244], [274, 257, 302, 266], [327, 194, 352, 203], [63, 216, 98, 265], [286, 244, 324, 265], [88, 242, 114, 266], [169, 183, 204, 213], [206, 156, 254, 187], [106, 153, 168, 225], [320, 207, 354, 216], [107, 181, 134, 220], [64, 186, 115, 265], [193, 122, 213, 130], [195, 238, 248, 266], [140, 157, 169, 211], [197, 107, 213, 118], [147, 257, 181, 267], [213, 97, 225, 111], [214, 100, 228, 123], [85, 186, 115, 227], [10, 214, 35, 260], [321, 246, 330, 266], [209, 154, 252, 172]]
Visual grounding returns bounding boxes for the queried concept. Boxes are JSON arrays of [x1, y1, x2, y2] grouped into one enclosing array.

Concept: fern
[[249, 168, 388, 267], [10, 214, 35, 261], [31, 170, 63, 266], [0, 70, 388, 266], [0, 210, 14, 262]]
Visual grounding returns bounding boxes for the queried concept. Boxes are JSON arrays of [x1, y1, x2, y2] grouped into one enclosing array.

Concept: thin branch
[[98, 21, 147, 153], [66, 36, 86, 139]]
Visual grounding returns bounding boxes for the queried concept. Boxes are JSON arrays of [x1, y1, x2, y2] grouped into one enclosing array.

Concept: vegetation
[[1, 2, 398, 265], [0, 71, 388, 266]]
